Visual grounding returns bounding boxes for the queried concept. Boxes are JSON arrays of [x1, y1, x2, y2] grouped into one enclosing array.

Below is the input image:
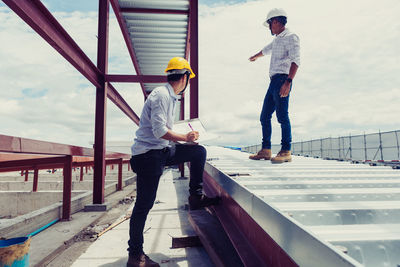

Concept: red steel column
[[33, 168, 39, 192], [189, 0, 199, 119], [93, 0, 109, 204], [62, 155, 73, 220], [117, 158, 123, 191], [80, 165, 84, 181], [179, 97, 185, 177], [25, 170, 29, 181]]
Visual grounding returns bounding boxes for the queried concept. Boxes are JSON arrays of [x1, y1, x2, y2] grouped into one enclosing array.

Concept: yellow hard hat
[[164, 57, 195, 79]]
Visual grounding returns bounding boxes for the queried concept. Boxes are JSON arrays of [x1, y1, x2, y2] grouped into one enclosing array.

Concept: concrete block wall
[[0, 191, 85, 218], [0, 176, 136, 238]]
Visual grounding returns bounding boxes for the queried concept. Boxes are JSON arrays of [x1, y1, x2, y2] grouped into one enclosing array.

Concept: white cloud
[[198, 0, 400, 146], [0, 0, 399, 150]]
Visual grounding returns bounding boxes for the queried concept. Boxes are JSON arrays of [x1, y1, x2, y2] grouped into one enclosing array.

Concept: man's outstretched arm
[[249, 51, 264, 61]]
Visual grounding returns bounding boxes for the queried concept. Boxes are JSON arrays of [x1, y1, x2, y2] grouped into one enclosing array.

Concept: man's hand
[[249, 55, 258, 62], [186, 131, 199, 142], [249, 51, 263, 62], [280, 81, 291, 97]]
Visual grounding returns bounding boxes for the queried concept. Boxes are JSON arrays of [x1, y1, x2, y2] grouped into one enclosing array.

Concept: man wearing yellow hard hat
[[127, 57, 220, 267]]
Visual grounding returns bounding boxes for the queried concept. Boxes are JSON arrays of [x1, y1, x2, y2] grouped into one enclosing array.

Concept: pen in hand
[[187, 123, 199, 142]]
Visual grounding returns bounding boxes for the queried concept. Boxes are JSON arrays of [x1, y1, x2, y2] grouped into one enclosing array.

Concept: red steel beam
[[189, 0, 199, 119], [93, 0, 109, 205], [0, 156, 67, 170], [0, 135, 93, 156], [107, 83, 140, 125], [106, 74, 167, 83], [0, 135, 129, 160], [110, 0, 147, 99], [120, 7, 188, 15], [2, 0, 140, 129], [2, 0, 102, 88], [0, 164, 63, 173]]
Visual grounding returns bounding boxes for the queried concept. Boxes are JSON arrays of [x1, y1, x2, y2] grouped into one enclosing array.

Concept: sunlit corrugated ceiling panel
[[119, 0, 189, 93]]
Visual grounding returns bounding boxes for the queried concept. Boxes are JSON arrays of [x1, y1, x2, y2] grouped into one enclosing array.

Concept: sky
[[0, 0, 399, 150]]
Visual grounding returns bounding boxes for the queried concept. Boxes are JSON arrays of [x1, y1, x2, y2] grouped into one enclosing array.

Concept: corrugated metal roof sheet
[[205, 146, 400, 267], [118, 0, 189, 93]]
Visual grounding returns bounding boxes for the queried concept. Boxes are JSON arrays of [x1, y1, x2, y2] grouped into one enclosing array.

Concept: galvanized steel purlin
[[112, 0, 194, 93], [120, 7, 189, 15], [110, 0, 151, 99], [2, 0, 103, 88]]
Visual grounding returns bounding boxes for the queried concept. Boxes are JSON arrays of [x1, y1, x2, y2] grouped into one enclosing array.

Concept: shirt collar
[[166, 83, 179, 100], [276, 28, 289, 38]]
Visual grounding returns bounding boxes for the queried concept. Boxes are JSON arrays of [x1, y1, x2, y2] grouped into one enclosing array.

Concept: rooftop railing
[[241, 130, 400, 167]]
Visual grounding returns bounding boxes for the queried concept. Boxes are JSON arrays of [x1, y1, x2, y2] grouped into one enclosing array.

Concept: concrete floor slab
[[72, 169, 214, 267], [29, 183, 137, 266]]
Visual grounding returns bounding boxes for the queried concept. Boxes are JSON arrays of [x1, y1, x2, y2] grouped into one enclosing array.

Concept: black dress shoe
[[188, 194, 221, 210]]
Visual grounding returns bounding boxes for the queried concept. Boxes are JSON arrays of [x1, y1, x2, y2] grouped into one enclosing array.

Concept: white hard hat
[[263, 8, 287, 27]]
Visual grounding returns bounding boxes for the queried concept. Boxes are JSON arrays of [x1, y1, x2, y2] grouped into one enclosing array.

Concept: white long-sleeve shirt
[[262, 28, 300, 77], [131, 83, 178, 156]]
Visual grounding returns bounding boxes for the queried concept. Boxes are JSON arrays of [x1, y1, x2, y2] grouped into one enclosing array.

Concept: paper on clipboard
[[173, 118, 217, 144]]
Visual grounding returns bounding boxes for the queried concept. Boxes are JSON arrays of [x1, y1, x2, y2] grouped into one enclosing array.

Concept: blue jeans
[[260, 74, 292, 151], [128, 144, 206, 256]]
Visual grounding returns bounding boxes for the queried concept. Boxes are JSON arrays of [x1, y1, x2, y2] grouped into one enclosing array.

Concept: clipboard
[[173, 118, 217, 144]]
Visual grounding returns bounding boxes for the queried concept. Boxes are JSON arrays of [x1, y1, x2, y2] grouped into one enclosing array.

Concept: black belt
[[270, 73, 288, 80], [152, 147, 169, 153]]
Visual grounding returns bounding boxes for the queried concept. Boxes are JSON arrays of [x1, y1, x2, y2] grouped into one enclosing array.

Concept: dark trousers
[[260, 73, 292, 151], [128, 144, 206, 255]]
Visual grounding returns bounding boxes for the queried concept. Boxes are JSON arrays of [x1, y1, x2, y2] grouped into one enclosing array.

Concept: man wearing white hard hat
[[249, 8, 300, 163]]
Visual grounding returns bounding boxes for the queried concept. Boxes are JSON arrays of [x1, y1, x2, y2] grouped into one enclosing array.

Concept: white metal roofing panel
[[119, 0, 189, 10], [205, 146, 400, 267]]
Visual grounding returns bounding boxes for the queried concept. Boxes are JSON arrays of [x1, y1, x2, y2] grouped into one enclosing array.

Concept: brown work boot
[[271, 150, 292, 163], [188, 194, 221, 210], [127, 253, 160, 267], [249, 149, 272, 160]]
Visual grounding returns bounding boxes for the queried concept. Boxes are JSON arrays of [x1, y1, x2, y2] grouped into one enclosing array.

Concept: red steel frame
[[0, 0, 199, 217], [0, 134, 130, 220]]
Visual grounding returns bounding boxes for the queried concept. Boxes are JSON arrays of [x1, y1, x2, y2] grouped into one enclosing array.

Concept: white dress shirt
[[131, 83, 178, 156], [262, 28, 300, 77]]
